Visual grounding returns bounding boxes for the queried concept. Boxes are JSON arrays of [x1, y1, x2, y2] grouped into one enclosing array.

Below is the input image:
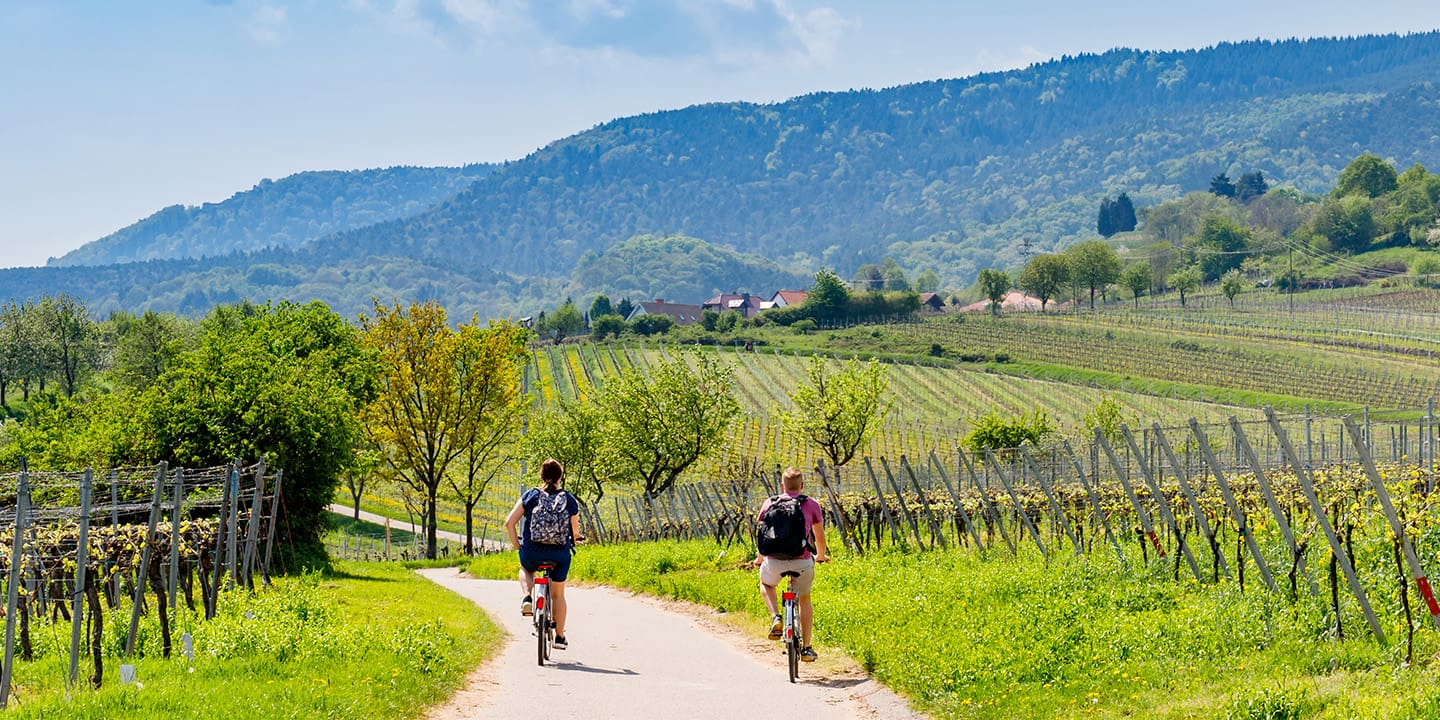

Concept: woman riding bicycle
[[506, 458, 581, 650]]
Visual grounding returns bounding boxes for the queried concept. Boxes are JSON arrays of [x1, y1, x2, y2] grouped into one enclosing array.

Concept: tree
[[1334, 153, 1398, 199], [133, 300, 379, 568], [851, 264, 883, 292], [1017, 253, 1069, 311], [0, 301, 42, 406], [1064, 240, 1122, 309], [539, 299, 584, 341], [976, 268, 1010, 315], [881, 263, 911, 292], [588, 294, 614, 323], [801, 268, 849, 324], [109, 310, 189, 392], [342, 441, 383, 520], [35, 294, 100, 398], [522, 398, 611, 505], [964, 409, 1054, 455], [598, 349, 739, 499], [615, 297, 635, 319], [1167, 265, 1202, 307], [361, 301, 530, 559], [1235, 171, 1269, 202], [591, 314, 627, 339], [1221, 269, 1246, 307], [1210, 173, 1236, 198], [1119, 262, 1150, 308], [1312, 195, 1376, 252], [629, 314, 673, 336], [777, 356, 892, 474], [1098, 193, 1138, 237], [914, 269, 941, 293], [1188, 215, 1252, 280]]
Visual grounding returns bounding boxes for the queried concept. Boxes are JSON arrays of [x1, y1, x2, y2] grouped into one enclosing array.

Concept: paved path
[[418, 569, 920, 720]]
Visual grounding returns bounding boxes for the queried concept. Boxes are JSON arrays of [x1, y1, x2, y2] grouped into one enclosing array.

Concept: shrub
[[964, 408, 1055, 454]]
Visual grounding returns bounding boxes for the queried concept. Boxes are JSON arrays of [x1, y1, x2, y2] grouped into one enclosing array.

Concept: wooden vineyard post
[[983, 449, 1048, 559], [813, 461, 860, 554], [243, 460, 266, 589], [1121, 425, 1202, 582], [1265, 408, 1386, 644], [209, 465, 233, 619], [169, 468, 184, 610], [262, 470, 283, 584], [1062, 441, 1123, 564], [1230, 416, 1318, 597], [225, 465, 240, 588], [959, 449, 1016, 557], [0, 470, 30, 708], [926, 451, 983, 553], [1189, 420, 1277, 594], [1095, 431, 1166, 560], [1019, 446, 1081, 556], [862, 458, 904, 547], [1152, 424, 1230, 580], [127, 462, 167, 659], [900, 456, 948, 550], [878, 458, 925, 548], [68, 470, 94, 690], [1343, 415, 1440, 632], [109, 469, 121, 606]]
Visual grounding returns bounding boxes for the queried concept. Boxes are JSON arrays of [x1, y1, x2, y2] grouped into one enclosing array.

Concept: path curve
[[418, 568, 921, 720], [327, 504, 503, 549]]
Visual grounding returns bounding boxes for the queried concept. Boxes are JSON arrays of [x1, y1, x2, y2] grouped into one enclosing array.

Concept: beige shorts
[[760, 556, 815, 595]]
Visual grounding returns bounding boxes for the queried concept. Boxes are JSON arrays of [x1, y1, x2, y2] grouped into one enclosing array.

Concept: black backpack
[[756, 494, 810, 559]]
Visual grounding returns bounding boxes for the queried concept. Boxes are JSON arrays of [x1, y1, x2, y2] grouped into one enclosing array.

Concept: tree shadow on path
[[548, 661, 640, 676]]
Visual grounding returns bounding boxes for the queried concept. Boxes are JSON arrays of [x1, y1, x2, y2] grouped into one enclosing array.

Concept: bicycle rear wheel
[[784, 600, 799, 683], [787, 636, 799, 682], [536, 609, 547, 666]]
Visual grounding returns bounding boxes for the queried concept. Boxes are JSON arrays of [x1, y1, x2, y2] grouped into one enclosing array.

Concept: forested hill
[[52, 164, 492, 266], [307, 32, 1440, 284], [14, 31, 1440, 319]]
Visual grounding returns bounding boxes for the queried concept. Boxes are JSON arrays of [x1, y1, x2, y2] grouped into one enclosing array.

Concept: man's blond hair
[[781, 467, 804, 492]]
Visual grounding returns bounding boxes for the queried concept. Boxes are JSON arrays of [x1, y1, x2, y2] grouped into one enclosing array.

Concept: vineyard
[[0, 461, 278, 705], [573, 405, 1440, 657]]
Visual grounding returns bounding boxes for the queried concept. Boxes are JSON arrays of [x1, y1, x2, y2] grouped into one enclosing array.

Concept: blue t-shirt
[[521, 487, 580, 548]]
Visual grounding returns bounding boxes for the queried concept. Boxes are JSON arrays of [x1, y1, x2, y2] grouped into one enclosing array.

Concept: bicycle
[[533, 561, 557, 666], [779, 570, 802, 683]]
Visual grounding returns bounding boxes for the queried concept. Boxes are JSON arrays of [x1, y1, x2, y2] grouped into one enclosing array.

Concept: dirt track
[[418, 569, 922, 719]]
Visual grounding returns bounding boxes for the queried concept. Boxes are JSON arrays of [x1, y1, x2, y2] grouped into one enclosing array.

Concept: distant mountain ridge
[[52, 164, 492, 266], [15, 31, 1440, 319]]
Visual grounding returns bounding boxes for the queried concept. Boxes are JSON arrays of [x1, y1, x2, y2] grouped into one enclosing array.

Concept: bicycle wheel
[[536, 609, 547, 666], [787, 636, 799, 682], [785, 601, 799, 683]]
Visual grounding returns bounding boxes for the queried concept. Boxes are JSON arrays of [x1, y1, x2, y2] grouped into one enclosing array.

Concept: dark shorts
[[519, 544, 572, 582]]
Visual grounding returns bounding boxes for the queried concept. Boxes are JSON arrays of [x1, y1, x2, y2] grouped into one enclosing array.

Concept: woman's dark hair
[[540, 458, 564, 489]]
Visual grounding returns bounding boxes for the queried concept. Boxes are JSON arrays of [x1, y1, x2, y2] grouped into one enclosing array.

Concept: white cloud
[[246, 3, 288, 44]]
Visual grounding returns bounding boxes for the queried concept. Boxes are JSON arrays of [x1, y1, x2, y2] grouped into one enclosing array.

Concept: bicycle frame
[[781, 573, 802, 683], [534, 566, 555, 666]]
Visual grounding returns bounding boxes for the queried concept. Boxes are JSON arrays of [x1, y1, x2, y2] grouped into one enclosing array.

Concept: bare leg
[[760, 582, 779, 617], [552, 581, 568, 635], [518, 567, 534, 597], [799, 595, 814, 647]]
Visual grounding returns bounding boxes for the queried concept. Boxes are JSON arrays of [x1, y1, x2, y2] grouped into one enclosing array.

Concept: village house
[[626, 299, 705, 325]]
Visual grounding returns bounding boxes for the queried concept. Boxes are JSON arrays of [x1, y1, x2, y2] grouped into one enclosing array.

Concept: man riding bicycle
[[506, 458, 581, 651], [755, 467, 829, 662]]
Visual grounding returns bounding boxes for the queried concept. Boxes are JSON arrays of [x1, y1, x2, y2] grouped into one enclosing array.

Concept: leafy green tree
[[1235, 171, 1269, 202], [1064, 239, 1122, 309], [36, 294, 100, 398], [615, 297, 635, 319], [976, 268, 1011, 315], [599, 349, 739, 498], [361, 301, 529, 559], [1119, 262, 1150, 308], [801, 268, 849, 324], [1188, 215, 1252, 280], [0, 301, 42, 406], [1312, 195, 1376, 252], [540, 299, 585, 341], [964, 408, 1054, 455], [778, 356, 892, 473], [135, 300, 379, 568], [914, 269, 941, 293], [523, 398, 612, 505], [630, 314, 673, 336], [700, 308, 720, 331], [1221, 269, 1246, 307], [1167, 265, 1202, 307], [591, 314, 627, 339], [1017, 253, 1069, 311], [1334, 153, 1398, 198], [109, 310, 190, 392], [588, 294, 614, 323], [881, 260, 911, 292], [1097, 193, 1137, 237], [1210, 173, 1236, 198], [1082, 395, 1131, 445], [851, 264, 883, 292]]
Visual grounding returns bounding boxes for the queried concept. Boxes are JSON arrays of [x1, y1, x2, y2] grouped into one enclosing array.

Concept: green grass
[[6, 561, 500, 718], [470, 541, 1440, 719]]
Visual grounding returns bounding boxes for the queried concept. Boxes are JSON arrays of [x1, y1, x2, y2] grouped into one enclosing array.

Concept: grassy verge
[[8, 561, 500, 719], [470, 541, 1440, 719]]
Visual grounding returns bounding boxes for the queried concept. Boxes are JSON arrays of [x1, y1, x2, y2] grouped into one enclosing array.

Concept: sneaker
[[768, 615, 783, 640], [800, 646, 818, 663], [521, 596, 533, 616], [553, 635, 568, 650]]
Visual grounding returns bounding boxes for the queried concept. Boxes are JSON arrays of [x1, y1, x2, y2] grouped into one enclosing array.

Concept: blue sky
[[2, 1, 1436, 269]]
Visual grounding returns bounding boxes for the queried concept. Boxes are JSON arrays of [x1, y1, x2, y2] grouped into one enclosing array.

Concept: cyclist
[[505, 458, 581, 651], [754, 466, 829, 662]]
